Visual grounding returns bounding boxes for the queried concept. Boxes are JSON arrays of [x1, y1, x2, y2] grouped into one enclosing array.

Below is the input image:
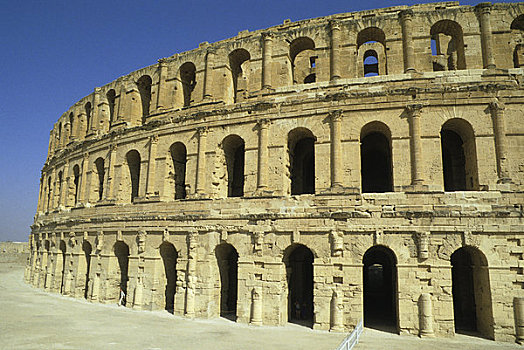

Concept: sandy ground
[[0, 257, 520, 350]]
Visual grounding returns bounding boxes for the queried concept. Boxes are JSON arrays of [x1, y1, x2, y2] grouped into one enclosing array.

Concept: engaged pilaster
[[476, 3, 496, 69], [146, 135, 159, 197], [105, 144, 117, 202], [329, 20, 342, 81], [195, 127, 208, 197], [156, 58, 169, 112], [406, 104, 424, 186], [79, 152, 89, 204], [399, 9, 416, 73], [330, 110, 343, 187], [261, 32, 273, 90], [489, 99, 511, 183], [256, 119, 270, 193], [203, 49, 215, 101]]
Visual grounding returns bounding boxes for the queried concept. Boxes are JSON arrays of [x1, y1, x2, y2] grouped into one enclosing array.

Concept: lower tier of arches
[[24, 227, 524, 343]]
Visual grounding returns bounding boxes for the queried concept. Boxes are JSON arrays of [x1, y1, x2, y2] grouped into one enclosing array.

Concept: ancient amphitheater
[[25, 1, 524, 344]]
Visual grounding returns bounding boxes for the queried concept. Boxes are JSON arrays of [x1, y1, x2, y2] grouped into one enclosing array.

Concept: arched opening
[[357, 27, 387, 77], [222, 135, 245, 197], [126, 150, 141, 202], [179, 62, 196, 107], [57, 171, 63, 206], [170, 142, 187, 200], [57, 123, 62, 147], [229, 49, 251, 103], [85, 102, 92, 135], [73, 165, 80, 205], [69, 113, 75, 140], [288, 128, 315, 195], [441, 119, 478, 191], [106, 89, 116, 126], [289, 37, 316, 85], [511, 16, 524, 67], [363, 245, 398, 333], [430, 20, 466, 71], [215, 243, 238, 320], [114, 241, 130, 306], [160, 242, 178, 313], [59, 240, 66, 294], [284, 244, 314, 327], [82, 240, 92, 299], [46, 176, 52, 211], [137, 75, 152, 123], [94, 157, 105, 201], [360, 122, 393, 193], [451, 246, 493, 338], [363, 50, 379, 77]]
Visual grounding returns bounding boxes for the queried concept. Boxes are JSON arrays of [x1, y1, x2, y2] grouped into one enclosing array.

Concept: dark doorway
[[223, 135, 245, 197], [215, 243, 238, 320], [285, 244, 314, 327], [126, 150, 141, 201], [170, 142, 187, 199], [160, 242, 178, 313], [441, 119, 478, 191], [451, 247, 493, 338], [114, 241, 130, 305], [59, 240, 66, 294], [289, 128, 315, 195], [361, 132, 392, 193], [363, 245, 397, 332], [82, 241, 92, 299]]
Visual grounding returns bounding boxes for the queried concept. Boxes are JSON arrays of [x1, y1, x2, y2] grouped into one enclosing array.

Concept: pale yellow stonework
[[26, 1, 524, 344]]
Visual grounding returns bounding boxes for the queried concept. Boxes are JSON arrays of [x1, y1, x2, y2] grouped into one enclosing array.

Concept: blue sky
[[0, 0, 513, 242]]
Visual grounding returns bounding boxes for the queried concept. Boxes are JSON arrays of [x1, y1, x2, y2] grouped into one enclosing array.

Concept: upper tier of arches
[[47, 2, 524, 157]]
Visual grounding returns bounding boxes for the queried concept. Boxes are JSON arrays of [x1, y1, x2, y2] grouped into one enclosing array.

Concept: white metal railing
[[334, 319, 363, 350]]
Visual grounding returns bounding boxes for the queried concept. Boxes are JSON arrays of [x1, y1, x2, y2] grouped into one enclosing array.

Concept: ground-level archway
[[114, 241, 130, 306], [284, 244, 314, 327], [82, 241, 92, 299], [451, 246, 493, 339], [160, 242, 178, 313], [215, 243, 238, 320], [363, 245, 398, 332]]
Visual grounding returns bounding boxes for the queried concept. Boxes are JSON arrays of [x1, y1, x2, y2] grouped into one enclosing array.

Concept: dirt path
[[1, 263, 520, 350], [0, 264, 344, 350]]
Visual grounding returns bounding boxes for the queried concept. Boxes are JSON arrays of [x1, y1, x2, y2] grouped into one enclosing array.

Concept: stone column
[[489, 100, 511, 183], [329, 20, 342, 81], [250, 286, 263, 325], [185, 230, 198, 317], [256, 119, 270, 191], [399, 9, 416, 73], [261, 32, 273, 90], [476, 3, 496, 69], [330, 289, 344, 332], [514, 297, 524, 344], [116, 83, 127, 124], [407, 104, 424, 185], [60, 161, 70, 208], [203, 49, 215, 100], [146, 135, 159, 197], [195, 127, 208, 196], [47, 130, 55, 159], [330, 110, 343, 188], [79, 152, 89, 204], [418, 293, 435, 337], [64, 123, 71, 147], [78, 110, 87, 140], [105, 144, 117, 201], [156, 58, 169, 111], [50, 168, 57, 210]]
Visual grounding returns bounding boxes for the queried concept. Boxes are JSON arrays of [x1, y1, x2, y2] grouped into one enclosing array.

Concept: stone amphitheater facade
[[25, 1, 524, 343]]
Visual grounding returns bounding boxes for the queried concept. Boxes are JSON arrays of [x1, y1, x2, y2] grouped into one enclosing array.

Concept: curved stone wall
[[27, 1, 524, 343]]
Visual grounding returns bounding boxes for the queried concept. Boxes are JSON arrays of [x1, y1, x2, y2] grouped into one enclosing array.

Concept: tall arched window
[[106, 89, 116, 126], [73, 165, 80, 205], [47, 176, 52, 211], [179, 62, 196, 107], [511, 15, 524, 68], [289, 37, 316, 85], [137, 75, 152, 123], [360, 122, 393, 193], [440, 119, 479, 191], [57, 171, 63, 206], [288, 128, 315, 195], [222, 135, 245, 197], [170, 142, 187, 199], [357, 27, 387, 77], [68, 113, 75, 141], [430, 20, 466, 71], [228, 49, 251, 103], [85, 102, 92, 135], [126, 150, 141, 202], [94, 157, 105, 201]]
